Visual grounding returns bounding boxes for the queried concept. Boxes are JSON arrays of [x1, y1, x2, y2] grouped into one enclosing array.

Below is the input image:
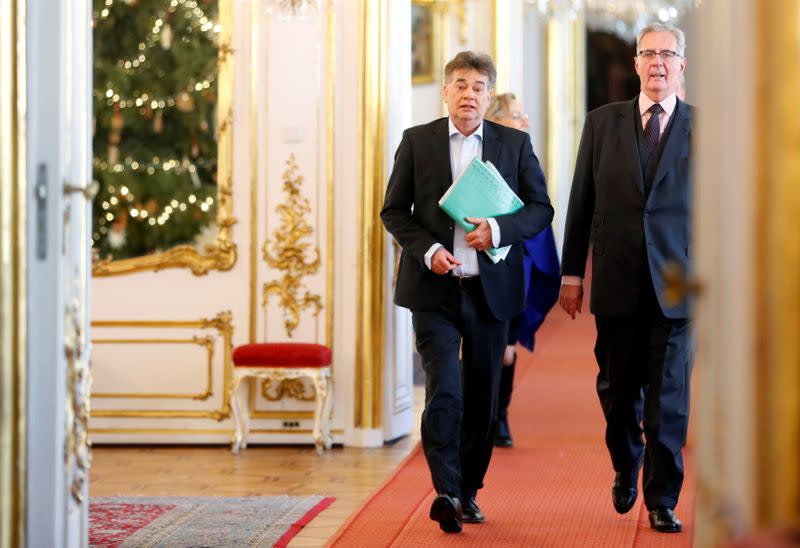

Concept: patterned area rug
[[90, 495, 334, 547]]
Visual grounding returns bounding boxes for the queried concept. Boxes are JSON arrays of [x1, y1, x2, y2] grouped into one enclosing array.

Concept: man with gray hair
[[559, 23, 694, 533], [381, 51, 553, 533]]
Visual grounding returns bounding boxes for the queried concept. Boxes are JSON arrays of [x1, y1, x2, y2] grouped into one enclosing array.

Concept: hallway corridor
[[330, 307, 695, 546]]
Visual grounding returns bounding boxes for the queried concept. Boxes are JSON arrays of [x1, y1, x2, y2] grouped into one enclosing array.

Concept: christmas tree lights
[[92, 0, 220, 260]]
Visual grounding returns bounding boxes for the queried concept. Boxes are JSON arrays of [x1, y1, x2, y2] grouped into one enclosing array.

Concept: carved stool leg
[[230, 375, 244, 454], [312, 371, 326, 455], [239, 375, 253, 450], [322, 372, 334, 450]]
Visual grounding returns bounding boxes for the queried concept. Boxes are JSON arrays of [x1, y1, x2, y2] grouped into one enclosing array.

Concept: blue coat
[[512, 225, 560, 351]]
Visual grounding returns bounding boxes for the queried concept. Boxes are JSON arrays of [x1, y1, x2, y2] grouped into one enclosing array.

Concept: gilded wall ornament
[[262, 154, 322, 337], [261, 377, 316, 402], [65, 299, 91, 504]]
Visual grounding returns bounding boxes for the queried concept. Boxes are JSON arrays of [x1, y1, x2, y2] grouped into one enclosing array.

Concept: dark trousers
[[594, 279, 693, 510], [411, 278, 507, 498]]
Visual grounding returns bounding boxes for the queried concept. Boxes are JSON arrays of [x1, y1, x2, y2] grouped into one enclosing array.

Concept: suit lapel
[[431, 117, 454, 195], [481, 121, 500, 167], [650, 100, 690, 193], [621, 98, 645, 194]]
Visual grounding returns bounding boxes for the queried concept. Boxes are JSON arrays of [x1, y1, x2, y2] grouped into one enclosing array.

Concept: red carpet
[[329, 308, 695, 547], [89, 495, 334, 547]]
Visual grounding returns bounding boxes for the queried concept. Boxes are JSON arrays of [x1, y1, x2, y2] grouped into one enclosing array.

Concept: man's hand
[[464, 217, 492, 251], [431, 248, 462, 275], [559, 284, 584, 319]]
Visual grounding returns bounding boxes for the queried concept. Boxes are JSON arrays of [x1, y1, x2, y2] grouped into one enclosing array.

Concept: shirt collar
[[639, 92, 677, 118], [448, 117, 484, 140]]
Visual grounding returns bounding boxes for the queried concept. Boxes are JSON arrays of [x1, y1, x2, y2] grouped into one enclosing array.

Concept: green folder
[[438, 157, 523, 259]]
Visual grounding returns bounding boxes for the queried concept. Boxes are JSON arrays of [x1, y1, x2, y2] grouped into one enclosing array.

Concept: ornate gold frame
[[89, 311, 234, 420], [92, 336, 215, 400], [0, 0, 27, 541], [411, 0, 439, 85], [92, 0, 237, 277]]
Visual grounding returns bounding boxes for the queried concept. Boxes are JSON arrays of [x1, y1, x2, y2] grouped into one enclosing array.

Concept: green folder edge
[[438, 158, 523, 257]]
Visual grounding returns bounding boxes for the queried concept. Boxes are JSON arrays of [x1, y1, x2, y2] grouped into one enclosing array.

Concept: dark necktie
[[643, 103, 663, 153]]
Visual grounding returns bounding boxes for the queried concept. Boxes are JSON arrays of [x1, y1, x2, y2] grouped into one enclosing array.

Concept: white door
[[382, 0, 414, 442], [27, 0, 93, 545]]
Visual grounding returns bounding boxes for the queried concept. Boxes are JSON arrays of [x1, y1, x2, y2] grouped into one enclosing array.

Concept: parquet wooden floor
[[89, 386, 424, 547]]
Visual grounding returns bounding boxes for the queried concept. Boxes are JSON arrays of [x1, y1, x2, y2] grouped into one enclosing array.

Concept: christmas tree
[[92, 0, 220, 261]]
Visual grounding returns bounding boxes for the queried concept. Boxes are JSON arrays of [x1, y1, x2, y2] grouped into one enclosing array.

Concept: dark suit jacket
[[561, 96, 694, 319], [380, 117, 554, 321]]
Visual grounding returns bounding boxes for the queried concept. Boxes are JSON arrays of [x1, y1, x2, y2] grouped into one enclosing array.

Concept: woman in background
[[485, 93, 561, 447]]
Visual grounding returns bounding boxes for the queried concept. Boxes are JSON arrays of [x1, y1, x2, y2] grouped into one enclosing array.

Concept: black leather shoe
[[429, 494, 462, 533], [648, 507, 682, 533], [494, 411, 513, 447], [611, 472, 638, 514], [494, 358, 515, 447], [461, 494, 485, 524]]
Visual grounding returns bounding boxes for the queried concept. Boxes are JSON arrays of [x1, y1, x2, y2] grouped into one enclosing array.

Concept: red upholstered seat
[[233, 343, 331, 368]]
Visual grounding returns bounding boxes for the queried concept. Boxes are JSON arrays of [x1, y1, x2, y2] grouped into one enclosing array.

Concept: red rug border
[[273, 496, 336, 548], [326, 443, 425, 546]]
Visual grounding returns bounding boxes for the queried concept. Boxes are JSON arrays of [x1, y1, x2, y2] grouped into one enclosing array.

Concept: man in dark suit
[[559, 23, 694, 533], [381, 51, 553, 533]]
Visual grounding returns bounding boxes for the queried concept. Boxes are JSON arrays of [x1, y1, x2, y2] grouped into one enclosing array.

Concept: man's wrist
[[487, 218, 500, 248], [424, 243, 443, 270]]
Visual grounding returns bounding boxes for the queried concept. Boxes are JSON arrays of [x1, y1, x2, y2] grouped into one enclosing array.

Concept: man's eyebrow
[[454, 78, 487, 86]]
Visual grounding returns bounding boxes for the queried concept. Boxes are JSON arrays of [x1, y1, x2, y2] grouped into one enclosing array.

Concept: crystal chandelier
[[531, 0, 700, 42], [263, 0, 317, 21]]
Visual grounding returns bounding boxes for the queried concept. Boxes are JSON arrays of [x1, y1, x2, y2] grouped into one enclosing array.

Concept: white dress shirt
[[561, 92, 677, 287], [424, 118, 501, 277]]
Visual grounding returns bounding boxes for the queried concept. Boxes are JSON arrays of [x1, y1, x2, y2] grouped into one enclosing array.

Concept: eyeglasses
[[509, 111, 528, 121], [638, 49, 682, 61]]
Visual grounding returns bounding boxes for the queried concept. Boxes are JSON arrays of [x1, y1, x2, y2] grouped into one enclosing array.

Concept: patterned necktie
[[643, 103, 663, 153]]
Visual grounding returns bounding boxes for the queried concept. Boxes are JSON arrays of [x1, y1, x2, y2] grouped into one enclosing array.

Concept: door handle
[[63, 179, 99, 200], [662, 261, 704, 306]]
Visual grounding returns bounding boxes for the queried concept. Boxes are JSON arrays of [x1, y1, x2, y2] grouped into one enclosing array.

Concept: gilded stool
[[230, 343, 333, 455]]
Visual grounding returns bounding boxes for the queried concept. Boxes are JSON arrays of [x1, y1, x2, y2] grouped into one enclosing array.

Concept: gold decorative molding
[[65, 300, 91, 504], [755, 0, 800, 526], [262, 153, 323, 338], [261, 378, 316, 402], [89, 427, 344, 436], [92, 336, 215, 400], [90, 311, 234, 420], [326, 0, 335, 350], [355, 0, 386, 430], [249, 0, 262, 343], [248, 394, 315, 419], [0, 0, 27, 541], [92, 0, 237, 277], [450, 0, 467, 44]]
